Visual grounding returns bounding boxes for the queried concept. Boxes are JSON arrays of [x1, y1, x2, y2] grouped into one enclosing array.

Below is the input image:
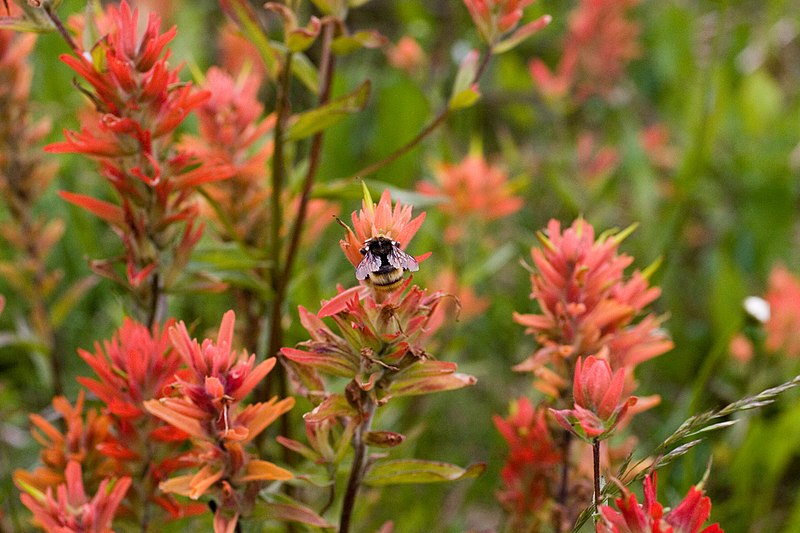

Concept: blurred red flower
[[387, 36, 426, 73], [14, 391, 116, 495], [417, 154, 522, 242], [530, 0, 640, 101], [763, 265, 800, 358], [598, 473, 723, 533], [493, 397, 560, 519], [19, 461, 131, 533]]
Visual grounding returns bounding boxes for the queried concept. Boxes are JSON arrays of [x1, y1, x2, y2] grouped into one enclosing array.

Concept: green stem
[[344, 49, 493, 181]]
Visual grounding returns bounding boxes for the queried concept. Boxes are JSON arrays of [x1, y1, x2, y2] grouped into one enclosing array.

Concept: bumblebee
[[355, 236, 419, 291]]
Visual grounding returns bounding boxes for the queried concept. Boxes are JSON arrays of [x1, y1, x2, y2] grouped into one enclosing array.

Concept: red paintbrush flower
[[45, 0, 233, 317], [493, 397, 561, 518], [18, 461, 131, 533], [513, 219, 672, 399], [549, 354, 637, 440], [530, 0, 640, 101], [598, 473, 724, 533], [417, 154, 522, 242], [13, 391, 116, 496], [339, 188, 427, 269], [143, 311, 294, 531]]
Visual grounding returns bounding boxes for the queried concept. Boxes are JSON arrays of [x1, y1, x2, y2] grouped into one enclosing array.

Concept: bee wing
[[355, 253, 382, 280], [388, 246, 419, 272]]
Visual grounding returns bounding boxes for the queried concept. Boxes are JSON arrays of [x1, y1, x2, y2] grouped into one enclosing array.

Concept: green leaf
[[261, 501, 334, 528], [287, 80, 371, 141], [225, 1, 319, 92], [449, 86, 481, 110], [191, 243, 269, 271], [49, 276, 98, 328], [331, 30, 386, 55], [449, 49, 480, 109], [309, 0, 345, 16], [227, 0, 280, 79], [363, 459, 486, 486], [492, 15, 552, 54]]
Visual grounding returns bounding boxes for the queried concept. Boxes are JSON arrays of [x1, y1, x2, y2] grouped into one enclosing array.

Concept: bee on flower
[[339, 187, 428, 298]]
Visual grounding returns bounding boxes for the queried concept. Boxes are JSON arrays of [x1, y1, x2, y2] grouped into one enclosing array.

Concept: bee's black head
[[362, 236, 395, 256]]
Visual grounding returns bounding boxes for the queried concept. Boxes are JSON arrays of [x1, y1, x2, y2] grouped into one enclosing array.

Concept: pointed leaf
[[387, 360, 477, 398], [304, 394, 356, 422], [492, 15, 552, 54], [331, 30, 387, 55], [450, 49, 479, 106], [449, 85, 481, 110], [49, 276, 99, 328], [363, 459, 486, 486], [281, 347, 358, 378], [261, 502, 333, 528], [287, 80, 371, 141], [59, 191, 125, 227]]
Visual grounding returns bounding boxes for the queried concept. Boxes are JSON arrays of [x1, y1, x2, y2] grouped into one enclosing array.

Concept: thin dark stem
[[556, 429, 571, 532], [43, 4, 80, 53], [344, 48, 493, 182], [339, 400, 376, 533], [592, 438, 601, 516], [280, 21, 336, 291], [260, 50, 295, 454], [145, 273, 165, 330], [345, 109, 450, 181], [270, 51, 294, 301]]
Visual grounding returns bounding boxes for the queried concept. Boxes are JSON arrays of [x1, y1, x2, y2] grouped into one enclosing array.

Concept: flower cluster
[[0, 28, 64, 374], [513, 218, 672, 399], [19, 461, 131, 533], [339, 189, 426, 271], [15, 319, 210, 526], [179, 66, 274, 246], [282, 189, 478, 530], [497, 218, 673, 527], [417, 154, 523, 243], [47, 1, 233, 319], [144, 311, 294, 532], [14, 392, 115, 496], [550, 354, 637, 440], [529, 0, 640, 101], [75, 319, 203, 520], [493, 397, 561, 527], [598, 473, 723, 533], [284, 281, 475, 404]]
